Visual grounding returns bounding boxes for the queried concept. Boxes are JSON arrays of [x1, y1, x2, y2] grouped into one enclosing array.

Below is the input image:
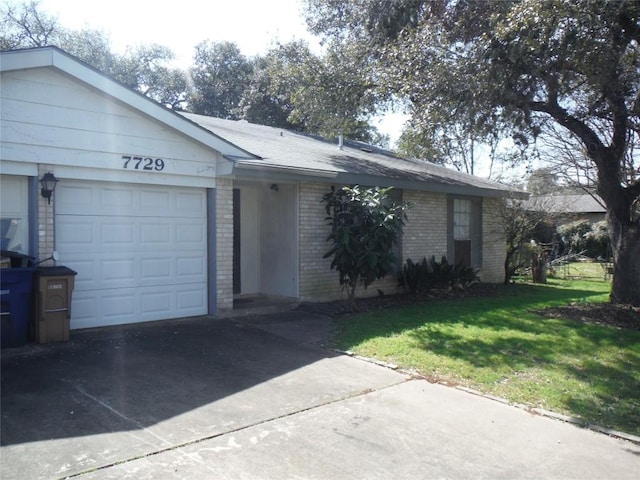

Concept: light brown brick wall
[[480, 197, 506, 283], [298, 183, 343, 301], [298, 183, 398, 301], [298, 184, 444, 301], [216, 178, 234, 311], [401, 190, 448, 263], [38, 164, 55, 265], [297, 184, 507, 300]]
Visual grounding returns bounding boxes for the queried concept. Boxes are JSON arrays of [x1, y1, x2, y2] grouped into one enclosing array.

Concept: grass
[[333, 273, 640, 436], [548, 259, 611, 280]]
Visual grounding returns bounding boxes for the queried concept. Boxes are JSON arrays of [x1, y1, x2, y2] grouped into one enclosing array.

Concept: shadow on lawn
[[335, 282, 640, 434], [336, 283, 604, 341], [564, 360, 640, 434]]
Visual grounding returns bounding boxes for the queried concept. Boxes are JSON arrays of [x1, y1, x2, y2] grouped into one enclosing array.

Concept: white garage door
[[56, 180, 208, 329]]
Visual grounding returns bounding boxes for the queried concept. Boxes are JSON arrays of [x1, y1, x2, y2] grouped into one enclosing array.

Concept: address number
[[122, 155, 165, 171]]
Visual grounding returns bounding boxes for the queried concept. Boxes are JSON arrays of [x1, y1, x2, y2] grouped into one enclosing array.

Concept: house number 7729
[[121, 155, 165, 171]]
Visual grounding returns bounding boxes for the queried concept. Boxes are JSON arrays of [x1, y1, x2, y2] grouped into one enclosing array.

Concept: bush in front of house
[[399, 255, 479, 294], [322, 185, 410, 301], [398, 257, 430, 294]]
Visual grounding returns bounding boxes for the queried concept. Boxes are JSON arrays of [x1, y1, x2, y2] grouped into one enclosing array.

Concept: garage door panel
[[103, 292, 137, 320], [71, 283, 206, 329], [102, 222, 135, 245], [103, 187, 134, 209], [102, 259, 135, 281], [140, 223, 171, 244], [140, 189, 171, 210], [176, 256, 206, 281], [175, 286, 207, 310], [71, 294, 101, 327], [58, 184, 205, 218], [58, 216, 205, 252], [68, 259, 98, 291], [176, 191, 206, 214], [56, 181, 208, 328], [142, 291, 172, 313], [176, 223, 206, 244], [56, 184, 95, 213], [141, 257, 172, 279], [68, 254, 206, 288], [57, 219, 94, 247]]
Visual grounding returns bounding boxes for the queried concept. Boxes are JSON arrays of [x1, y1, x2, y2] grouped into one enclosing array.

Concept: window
[[448, 197, 482, 268], [1, 218, 25, 251], [453, 198, 471, 240], [0, 175, 30, 254]]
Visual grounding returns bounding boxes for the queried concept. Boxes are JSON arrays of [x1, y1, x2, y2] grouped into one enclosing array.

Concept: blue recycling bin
[[1, 267, 35, 348]]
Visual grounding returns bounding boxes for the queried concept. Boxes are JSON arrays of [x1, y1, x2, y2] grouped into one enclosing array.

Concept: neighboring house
[[1, 47, 517, 330], [528, 193, 607, 225]]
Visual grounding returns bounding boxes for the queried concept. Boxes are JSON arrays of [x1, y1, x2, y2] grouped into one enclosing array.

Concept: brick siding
[[298, 184, 457, 301], [38, 164, 55, 266], [479, 197, 506, 283], [298, 183, 344, 300], [401, 190, 448, 264], [215, 178, 234, 311]]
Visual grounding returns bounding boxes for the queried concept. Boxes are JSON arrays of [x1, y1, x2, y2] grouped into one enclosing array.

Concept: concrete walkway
[[1, 312, 638, 479]]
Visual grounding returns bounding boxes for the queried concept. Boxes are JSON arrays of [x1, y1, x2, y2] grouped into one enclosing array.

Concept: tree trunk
[[609, 220, 640, 306], [504, 249, 513, 284], [531, 249, 547, 284]]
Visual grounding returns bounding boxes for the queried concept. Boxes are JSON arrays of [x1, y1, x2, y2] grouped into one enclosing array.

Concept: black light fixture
[[270, 183, 279, 192], [40, 172, 59, 204]]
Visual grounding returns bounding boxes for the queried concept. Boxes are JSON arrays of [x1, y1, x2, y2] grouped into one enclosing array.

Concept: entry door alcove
[[235, 183, 298, 298]]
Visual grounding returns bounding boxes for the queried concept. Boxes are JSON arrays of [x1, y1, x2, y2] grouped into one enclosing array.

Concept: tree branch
[[529, 100, 606, 166]]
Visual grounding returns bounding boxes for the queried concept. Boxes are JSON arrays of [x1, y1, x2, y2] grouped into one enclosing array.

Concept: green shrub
[[584, 220, 609, 259], [399, 256, 479, 294], [398, 257, 431, 294], [558, 219, 609, 259], [322, 185, 409, 300]]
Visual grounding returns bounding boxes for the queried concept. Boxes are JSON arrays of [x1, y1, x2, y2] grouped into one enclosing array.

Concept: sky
[[37, 0, 407, 145], [39, 0, 319, 66]]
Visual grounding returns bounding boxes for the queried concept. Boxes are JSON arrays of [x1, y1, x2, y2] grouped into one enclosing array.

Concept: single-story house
[[1, 46, 516, 330]]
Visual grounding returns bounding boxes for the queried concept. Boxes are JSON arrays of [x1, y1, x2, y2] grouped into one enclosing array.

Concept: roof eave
[[229, 161, 521, 197]]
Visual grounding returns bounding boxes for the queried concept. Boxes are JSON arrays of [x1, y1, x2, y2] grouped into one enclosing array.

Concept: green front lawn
[[333, 278, 640, 435]]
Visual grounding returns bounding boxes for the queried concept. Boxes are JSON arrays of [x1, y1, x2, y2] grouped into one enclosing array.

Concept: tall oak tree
[[305, 0, 640, 305]]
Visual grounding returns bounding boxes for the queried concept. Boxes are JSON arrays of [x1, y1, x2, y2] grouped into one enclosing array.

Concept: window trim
[[447, 195, 482, 268]]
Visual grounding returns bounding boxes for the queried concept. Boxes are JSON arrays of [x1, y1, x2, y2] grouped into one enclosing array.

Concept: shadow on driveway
[[1, 313, 348, 446]]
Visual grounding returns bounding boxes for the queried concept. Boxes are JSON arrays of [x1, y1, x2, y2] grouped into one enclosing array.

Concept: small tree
[[496, 195, 552, 284], [322, 185, 409, 301]]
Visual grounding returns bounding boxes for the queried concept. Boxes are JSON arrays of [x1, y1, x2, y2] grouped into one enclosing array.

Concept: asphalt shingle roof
[[182, 113, 517, 197], [528, 194, 606, 214]]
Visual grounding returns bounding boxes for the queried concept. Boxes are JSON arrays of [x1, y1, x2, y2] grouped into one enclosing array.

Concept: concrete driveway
[[1, 312, 639, 479]]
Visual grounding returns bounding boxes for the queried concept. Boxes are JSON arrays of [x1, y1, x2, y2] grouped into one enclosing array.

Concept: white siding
[[1, 68, 219, 187]]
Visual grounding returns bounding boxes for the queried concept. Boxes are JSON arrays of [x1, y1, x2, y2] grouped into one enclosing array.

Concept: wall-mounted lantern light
[[40, 172, 59, 205], [270, 183, 279, 192]]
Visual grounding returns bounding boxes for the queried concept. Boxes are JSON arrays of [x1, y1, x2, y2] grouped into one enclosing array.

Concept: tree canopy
[[1, 1, 189, 110], [189, 40, 253, 118], [305, 0, 640, 305], [235, 40, 381, 142]]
